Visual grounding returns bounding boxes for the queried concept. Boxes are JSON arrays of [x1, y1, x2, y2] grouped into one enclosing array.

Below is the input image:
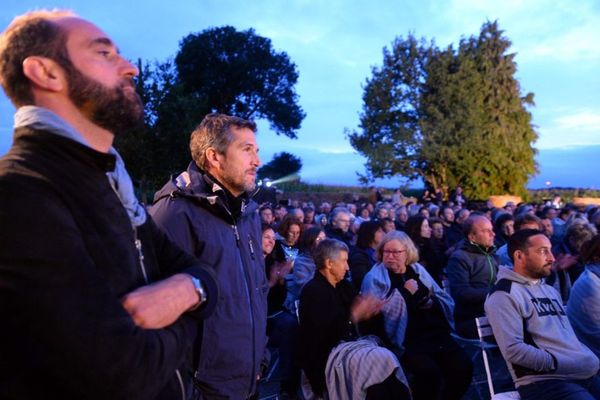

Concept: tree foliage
[[115, 26, 305, 196], [349, 21, 538, 199], [257, 152, 302, 181], [176, 26, 305, 138]]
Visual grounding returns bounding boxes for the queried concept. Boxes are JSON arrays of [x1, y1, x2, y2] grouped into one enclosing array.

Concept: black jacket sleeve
[[0, 178, 198, 399]]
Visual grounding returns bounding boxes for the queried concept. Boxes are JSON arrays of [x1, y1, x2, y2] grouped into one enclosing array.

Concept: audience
[[568, 234, 600, 359], [361, 231, 473, 400], [262, 224, 299, 399], [298, 239, 410, 399]]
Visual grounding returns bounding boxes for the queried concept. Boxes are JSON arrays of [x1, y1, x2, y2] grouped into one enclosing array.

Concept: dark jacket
[[298, 272, 358, 396], [324, 226, 355, 246], [446, 240, 499, 325], [445, 223, 465, 248], [0, 128, 216, 400], [150, 162, 268, 399], [348, 246, 376, 291]]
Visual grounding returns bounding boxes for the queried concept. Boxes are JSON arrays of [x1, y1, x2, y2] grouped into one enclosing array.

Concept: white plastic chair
[[475, 316, 520, 400]]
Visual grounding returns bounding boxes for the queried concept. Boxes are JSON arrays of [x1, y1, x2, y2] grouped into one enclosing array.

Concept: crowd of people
[[256, 191, 600, 399], [1, 9, 600, 400]]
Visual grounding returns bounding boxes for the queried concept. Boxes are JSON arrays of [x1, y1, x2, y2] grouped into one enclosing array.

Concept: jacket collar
[[156, 161, 258, 220]]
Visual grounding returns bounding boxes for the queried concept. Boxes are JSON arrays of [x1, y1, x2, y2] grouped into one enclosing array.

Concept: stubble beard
[[220, 167, 256, 196]]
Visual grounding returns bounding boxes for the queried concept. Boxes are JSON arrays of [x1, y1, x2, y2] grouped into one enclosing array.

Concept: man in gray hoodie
[[485, 229, 600, 400]]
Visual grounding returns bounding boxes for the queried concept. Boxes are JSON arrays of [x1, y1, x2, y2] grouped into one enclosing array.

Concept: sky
[[1, 0, 599, 189]]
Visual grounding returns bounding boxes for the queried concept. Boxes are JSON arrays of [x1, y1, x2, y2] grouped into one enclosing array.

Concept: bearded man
[[150, 113, 269, 400], [485, 230, 600, 400], [0, 10, 216, 399]]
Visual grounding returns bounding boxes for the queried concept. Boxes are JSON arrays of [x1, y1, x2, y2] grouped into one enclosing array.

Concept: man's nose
[[120, 56, 139, 78]]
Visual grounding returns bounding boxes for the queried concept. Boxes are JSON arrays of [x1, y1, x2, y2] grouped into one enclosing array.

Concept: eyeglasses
[[383, 249, 406, 256]]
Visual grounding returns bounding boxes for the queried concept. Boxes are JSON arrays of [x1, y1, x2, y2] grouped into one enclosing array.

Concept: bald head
[[465, 215, 495, 249], [0, 10, 76, 106]]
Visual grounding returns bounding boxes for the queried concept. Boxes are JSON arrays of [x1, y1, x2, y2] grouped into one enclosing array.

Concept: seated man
[[446, 214, 499, 338], [324, 207, 355, 246], [496, 213, 543, 266], [485, 229, 600, 400], [298, 239, 409, 400]]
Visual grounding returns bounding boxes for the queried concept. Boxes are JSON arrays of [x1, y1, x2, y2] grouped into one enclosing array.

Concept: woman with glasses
[[361, 231, 473, 400]]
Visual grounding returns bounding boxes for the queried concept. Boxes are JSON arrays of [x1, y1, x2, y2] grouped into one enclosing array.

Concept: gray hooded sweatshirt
[[484, 267, 599, 388]]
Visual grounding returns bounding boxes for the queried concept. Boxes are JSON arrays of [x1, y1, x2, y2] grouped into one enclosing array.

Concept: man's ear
[[22, 56, 65, 92], [204, 147, 221, 170], [514, 249, 524, 263]]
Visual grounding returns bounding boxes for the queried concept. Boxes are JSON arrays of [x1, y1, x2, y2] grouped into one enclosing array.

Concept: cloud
[[536, 108, 600, 149]]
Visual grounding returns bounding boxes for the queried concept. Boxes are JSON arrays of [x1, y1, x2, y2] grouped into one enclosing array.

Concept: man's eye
[[98, 50, 111, 57]]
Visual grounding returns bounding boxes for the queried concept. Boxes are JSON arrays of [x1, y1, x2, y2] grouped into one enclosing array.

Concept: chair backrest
[[476, 316, 497, 397], [475, 316, 521, 400], [476, 316, 496, 344]]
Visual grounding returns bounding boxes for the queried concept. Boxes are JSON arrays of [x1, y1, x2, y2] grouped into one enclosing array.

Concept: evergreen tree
[[350, 21, 538, 199]]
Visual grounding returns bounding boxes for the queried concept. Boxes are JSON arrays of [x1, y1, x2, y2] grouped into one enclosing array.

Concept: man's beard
[[220, 167, 256, 195], [65, 63, 144, 135]]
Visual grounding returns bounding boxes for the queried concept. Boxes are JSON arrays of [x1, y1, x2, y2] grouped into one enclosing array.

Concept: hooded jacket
[[150, 162, 268, 399], [485, 267, 599, 388]]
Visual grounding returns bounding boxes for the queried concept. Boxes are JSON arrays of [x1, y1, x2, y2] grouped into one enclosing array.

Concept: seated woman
[[285, 226, 326, 313], [348, 220, 384, 291], [275, 215, 303, 262], [405, 215, 444, 285], [568, 234, 600, 359], [262, 224, 299, 398], [361, 231, 473, 400], [298, 239, 410, 400]]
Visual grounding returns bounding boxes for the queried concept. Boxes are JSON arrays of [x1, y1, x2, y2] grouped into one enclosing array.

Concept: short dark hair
[[494, 213, 514, 231], [314, 239, 348, 270], [0, 10, 74, 107], [514, 213, 542, 231], [259, 205, 272, 213], [261, 223, 274, 234], [507, 229, 544, 263], [189, 113, 257, 170]]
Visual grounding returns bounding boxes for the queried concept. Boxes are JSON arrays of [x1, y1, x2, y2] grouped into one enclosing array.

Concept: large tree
[[175, 26, 305, 138], [258, 152, 302, 181], [349, 21, 538, 199], [115, 26, 305, 194]]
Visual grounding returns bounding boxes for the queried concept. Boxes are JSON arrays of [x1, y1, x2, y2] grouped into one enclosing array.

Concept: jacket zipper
[[225, 207, 257, 398], [134, 228, 186, 400]]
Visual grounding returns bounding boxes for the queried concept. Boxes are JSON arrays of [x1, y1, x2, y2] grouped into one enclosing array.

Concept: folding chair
[[475, 316, 520, 400]]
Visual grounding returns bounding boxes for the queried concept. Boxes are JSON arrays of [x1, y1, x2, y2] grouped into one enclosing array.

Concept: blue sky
[[1, 0, 599, 189]]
